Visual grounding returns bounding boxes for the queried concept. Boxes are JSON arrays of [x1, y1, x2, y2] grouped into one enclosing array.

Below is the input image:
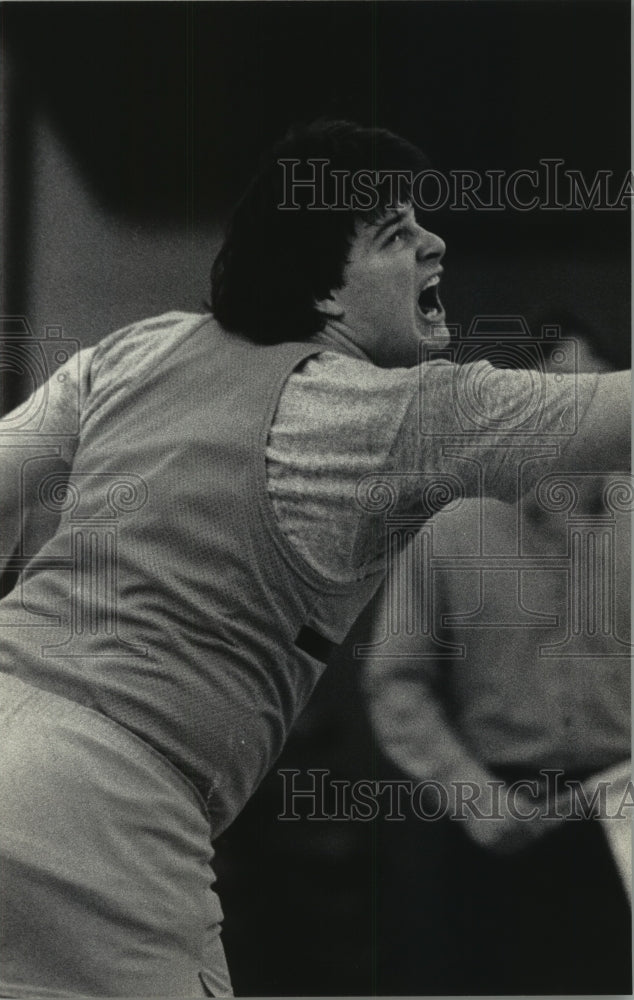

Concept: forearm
[[559, 369, 631, 473], [364, 565, 492, 790], [413, 363, 630, 506], [367, 664, 495, 792]]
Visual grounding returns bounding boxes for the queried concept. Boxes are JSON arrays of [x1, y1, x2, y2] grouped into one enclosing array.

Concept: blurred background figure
[[362, 325, 631, 995]]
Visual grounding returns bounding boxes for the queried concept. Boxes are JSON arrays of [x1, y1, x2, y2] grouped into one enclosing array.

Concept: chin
[[420, 321, 451, 352]]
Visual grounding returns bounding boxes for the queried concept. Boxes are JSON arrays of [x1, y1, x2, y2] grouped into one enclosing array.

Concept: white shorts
[[0, 672, 232, 997]]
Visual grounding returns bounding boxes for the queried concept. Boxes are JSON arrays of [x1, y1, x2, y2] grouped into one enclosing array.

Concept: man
[[363, 473, 631, 992], [0, 120, 630, 996]]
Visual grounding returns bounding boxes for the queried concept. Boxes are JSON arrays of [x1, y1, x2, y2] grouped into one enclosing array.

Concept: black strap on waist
[[295, 625, 335, 665]]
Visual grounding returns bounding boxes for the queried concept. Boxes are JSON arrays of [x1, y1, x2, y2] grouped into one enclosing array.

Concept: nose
[[415, 227, 446, 263]]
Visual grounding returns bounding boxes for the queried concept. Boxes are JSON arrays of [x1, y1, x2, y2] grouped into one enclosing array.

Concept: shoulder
[[90, 311, 212, 381], [281, 350, 421, 429], [295, 348, 423, 390]]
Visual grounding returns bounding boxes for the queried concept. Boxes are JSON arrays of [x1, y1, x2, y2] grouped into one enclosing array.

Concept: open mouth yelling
[[418, 274, 444, 321]]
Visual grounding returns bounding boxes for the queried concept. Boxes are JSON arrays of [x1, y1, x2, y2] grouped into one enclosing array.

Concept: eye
[[384, 227, 407, 247]]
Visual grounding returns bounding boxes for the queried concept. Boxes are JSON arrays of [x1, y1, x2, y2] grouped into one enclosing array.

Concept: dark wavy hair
[[210, 120, 430, 343]]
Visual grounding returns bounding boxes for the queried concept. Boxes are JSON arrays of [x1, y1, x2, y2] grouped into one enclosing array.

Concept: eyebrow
[[372, 206, 411, 242]]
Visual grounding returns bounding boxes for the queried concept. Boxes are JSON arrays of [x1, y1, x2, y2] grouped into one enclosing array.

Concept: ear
[[314, 294, 344, 319]]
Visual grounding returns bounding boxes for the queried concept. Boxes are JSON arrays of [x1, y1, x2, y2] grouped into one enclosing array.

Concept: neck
[[312, 321, 371, 363]]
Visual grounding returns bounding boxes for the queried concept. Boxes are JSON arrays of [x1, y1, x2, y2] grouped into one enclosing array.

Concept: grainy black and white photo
[[0, 1, 631, 997]]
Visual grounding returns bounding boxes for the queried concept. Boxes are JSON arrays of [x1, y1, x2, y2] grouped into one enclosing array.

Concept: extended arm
[[267, 353, 631, 583], [415, 363, 631, 503]]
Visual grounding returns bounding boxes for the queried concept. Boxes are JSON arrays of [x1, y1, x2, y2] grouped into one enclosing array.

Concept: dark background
[[2, 1, 631, 364], [6, 0, 631, 221], [1, 2, 631, 995]]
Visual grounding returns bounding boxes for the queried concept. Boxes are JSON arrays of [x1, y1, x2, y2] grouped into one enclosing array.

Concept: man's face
[[323, 204, 449, 367]]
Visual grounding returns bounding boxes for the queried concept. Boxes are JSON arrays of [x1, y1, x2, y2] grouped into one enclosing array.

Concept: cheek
[[377, 261, 414, 295]]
